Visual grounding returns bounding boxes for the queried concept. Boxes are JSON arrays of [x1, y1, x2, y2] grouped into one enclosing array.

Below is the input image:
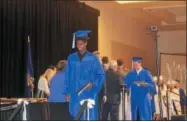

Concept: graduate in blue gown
[[48, 60, 67, 102], [123, 57, 157, 120], [64, 30, 105, 120]]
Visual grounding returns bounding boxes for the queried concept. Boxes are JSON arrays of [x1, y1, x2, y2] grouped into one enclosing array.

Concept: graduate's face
[[133, 62, 142, 70], [159, 80, 164, 84], [113, 66, 118, 72], [76, 40, 87, 51]]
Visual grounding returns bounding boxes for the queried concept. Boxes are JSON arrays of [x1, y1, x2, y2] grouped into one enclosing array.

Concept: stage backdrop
[[0, 0, 99, 97], [160, 53, 186, 90]]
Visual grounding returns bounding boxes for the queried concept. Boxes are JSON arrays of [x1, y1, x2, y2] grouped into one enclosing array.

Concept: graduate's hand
[[30, 84, 34, 89], [141, 82, 148, 87], [65, 95, 70, 102], [137, 82, 148, 87], [87, 82, 93, 89], [154, 114, 160, 120], [127, 96, 130, 102], [148, 93, 152, 100], [103, 96, 107, 103]]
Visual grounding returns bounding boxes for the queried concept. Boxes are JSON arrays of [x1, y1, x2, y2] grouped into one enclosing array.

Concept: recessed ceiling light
[[116, 1, 149, 4]]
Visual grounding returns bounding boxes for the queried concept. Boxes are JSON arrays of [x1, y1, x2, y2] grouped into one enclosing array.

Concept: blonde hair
[[56, 60, 67, 72], [42, 68, 55, 82], [93, 51, 100, 56], [103, 64, 109, 71], [153, 76, 158, 82], [109, 60, 117, 69]]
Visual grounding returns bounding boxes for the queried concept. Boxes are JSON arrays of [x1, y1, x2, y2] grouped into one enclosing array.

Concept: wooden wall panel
[[111, 41, 146, 69]]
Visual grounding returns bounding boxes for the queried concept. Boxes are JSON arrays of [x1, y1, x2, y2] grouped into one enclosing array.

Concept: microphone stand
[[28, 77, 34, 98], [152, 30, 163, 120], [30, 81, 34, 98], [121, 84, 126, 120], [31, 87, 34, 98], [166, 87, 173, 120], [166, 88, 170, 120]]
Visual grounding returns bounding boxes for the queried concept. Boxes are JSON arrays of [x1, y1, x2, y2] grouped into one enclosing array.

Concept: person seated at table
[[36, 67, 55, 98], [48, 60, 68, 102]]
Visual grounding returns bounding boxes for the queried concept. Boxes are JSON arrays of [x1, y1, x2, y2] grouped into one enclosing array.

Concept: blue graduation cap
[[72, 30, 91, 48], [132, 56, 142, 63]]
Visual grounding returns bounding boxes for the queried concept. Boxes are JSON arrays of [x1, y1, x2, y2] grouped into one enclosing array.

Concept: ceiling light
[[116, 1, 150, 4]]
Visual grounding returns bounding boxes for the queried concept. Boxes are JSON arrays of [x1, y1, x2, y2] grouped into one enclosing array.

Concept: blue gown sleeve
[[89, 57, 105, 99], [123, 72, 132, 88], [146, 71, 157, 95], [60, 74, 68, 102], [151, 95, 156, 113], [64, 57, 71, 95]]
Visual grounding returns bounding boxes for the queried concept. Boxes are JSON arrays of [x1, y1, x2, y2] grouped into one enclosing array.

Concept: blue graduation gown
[[151, 95, 156, 114], [48, 71, 66, 102], [124, 68, 157, 120], [65, 51, 105, 120]]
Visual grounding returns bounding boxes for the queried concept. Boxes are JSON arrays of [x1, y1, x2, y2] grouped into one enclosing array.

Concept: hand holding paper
[[134, 81, 149, 87], [65, 95, 70, 102], [77, 82, 92, 96], [87, 82, 93, 89]]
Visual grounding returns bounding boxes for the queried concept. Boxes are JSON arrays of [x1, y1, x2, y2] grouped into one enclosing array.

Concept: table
[[0, 98, 72, 120]]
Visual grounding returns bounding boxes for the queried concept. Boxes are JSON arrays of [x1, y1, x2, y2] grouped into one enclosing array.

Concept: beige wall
[[158, 30, 186, 54], [158, 30, 186, 89], [84, 1, 157, 74]]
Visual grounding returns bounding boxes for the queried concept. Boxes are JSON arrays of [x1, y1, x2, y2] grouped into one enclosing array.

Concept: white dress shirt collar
[[136, 67, 143, 75]]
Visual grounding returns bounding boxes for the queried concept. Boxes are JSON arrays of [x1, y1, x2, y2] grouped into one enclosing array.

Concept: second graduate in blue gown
[[124, 57, 157, 120]]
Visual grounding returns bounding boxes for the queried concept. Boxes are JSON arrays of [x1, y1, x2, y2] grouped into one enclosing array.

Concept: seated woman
[[36, 67, 55, 98], [48, 60, 67, 102]]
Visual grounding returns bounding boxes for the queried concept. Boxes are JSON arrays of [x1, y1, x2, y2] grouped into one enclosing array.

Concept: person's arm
[[64, 57, 71, 101], [89, 57, 105, 99], [145, 71, 157, 95], [103, 80, 107, 96], [180, 89, 186, 109], [123, 72, 131, 88], [118, 70, 125, 85], [44, 79, 50, 96], [181, 89, 186, 100], [103, 79, 107, 103], [154, 86, 160, 114]]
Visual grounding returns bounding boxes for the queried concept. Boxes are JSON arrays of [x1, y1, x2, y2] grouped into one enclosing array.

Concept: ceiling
[[114, 1, 186, 31], [168, 6, 186, 16], [82, 1, 186, 31]]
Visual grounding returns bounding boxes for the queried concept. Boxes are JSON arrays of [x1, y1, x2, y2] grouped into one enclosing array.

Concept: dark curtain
[[0, 0, 99, 97]]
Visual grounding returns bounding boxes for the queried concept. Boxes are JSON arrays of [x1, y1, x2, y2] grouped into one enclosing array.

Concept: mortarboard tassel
[[132, 58, 133, 69], [28, 36, 30, 43], [72, 33, 75, 49]]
